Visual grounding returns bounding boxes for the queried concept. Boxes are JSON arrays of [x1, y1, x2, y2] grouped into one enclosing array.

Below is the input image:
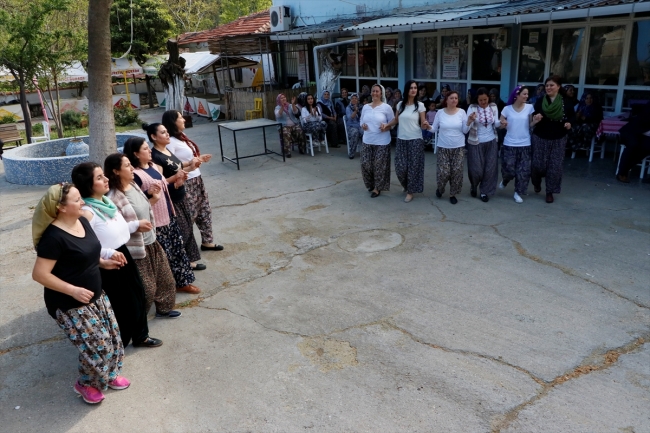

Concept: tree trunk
[[145, 75, 155, 108], [45, 82, 64, 138], [54, 77, 64, 138], [87, 0, 116, 164], [17, 76, 33, 144]]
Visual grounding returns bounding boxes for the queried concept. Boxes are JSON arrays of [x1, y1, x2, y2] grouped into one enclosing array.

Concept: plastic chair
[[300, 118, 329, 156], [616, 145, 650, 179], [245, 98, 263, 120], [31, 121, 51, 143], [343, 116, 350, 147]]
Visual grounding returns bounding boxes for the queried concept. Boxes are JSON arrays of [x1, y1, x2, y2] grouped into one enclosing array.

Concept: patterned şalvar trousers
[[361, 143, 392, 191], [173, 198, 201, 262], [280, 125, 306, 154], [55, 293, 124, 391], [436, 147, 465, 196], [156, 218, 195, 289], [467, 139, 498, 196], [395, 138, 425, 194], [501, 145, 531, 195], [185, 176, 214, 245], [135, 241, 177, 314], [531, 134, 567, 194], [347, 125, 363, 157]]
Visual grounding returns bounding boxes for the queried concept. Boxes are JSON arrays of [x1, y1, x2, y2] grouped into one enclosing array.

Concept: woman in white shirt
[[425, 90, 470, 204], [360, 84, 395, 198], [162, 110, 224, 253], [498, 85, 535, 203], [71, 162, 162, 348], [386, 80, 427, 203], [300, 94, 328, 144], [466, 87, 499, 202]]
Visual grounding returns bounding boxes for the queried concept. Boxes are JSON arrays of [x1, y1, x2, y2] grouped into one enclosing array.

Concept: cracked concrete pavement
[[1, 112, 649, 432]]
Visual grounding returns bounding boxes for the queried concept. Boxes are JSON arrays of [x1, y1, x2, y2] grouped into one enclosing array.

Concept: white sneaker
[[513, 192, 523, 203], [498, 181, 505, 190]]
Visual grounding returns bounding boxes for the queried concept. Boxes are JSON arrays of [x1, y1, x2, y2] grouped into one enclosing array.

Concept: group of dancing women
[[31, 110, 224, 405]]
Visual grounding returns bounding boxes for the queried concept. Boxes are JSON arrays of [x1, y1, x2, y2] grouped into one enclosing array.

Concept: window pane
[[550, 28, 585, 84], [585, 26, 625, 85], [339, 43, 357, 77], [622, 89, 650, 112], [339, 78, 358, 94], [442, 35, 468, 80], [584, 88, 617, 112], [413, 37, 438, 80], [626, 20, 650, 85], [380, 39, 398, 78], [441, 82, 468, 99], [519, 28, 548, 83], [472, 33, 502, 81], [359, 40, 377, 77]]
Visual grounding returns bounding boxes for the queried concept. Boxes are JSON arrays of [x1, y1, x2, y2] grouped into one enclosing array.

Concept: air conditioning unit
[[270, 6, 291, 32]]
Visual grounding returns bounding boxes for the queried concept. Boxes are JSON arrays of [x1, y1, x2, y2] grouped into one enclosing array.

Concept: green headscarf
[[32, 184, 63, 248], [542, 94, 564, 121], [83, 196, 117, 221]]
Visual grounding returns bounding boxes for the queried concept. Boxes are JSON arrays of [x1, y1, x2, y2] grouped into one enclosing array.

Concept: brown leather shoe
[[177, 284, 201, 294]]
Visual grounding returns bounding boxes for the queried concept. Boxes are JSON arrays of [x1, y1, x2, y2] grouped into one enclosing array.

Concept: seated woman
[[275, 93, 305, 157], [300, 94, 328, 145], [345, 93, 364, 159], [317, 90, 340, 148], [568, 91, 603, 152]]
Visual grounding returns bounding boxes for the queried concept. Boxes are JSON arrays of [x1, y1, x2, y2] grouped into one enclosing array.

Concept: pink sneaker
[[107, 376, 131, 390], [73, 382, 105, 404]]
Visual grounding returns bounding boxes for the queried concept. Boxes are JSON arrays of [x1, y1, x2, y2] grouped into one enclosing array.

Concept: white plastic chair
[[301, 118, 329, 156], [30, 121, 51, 143], [343, 116, 350, 147], [616, 145, 650, 179]]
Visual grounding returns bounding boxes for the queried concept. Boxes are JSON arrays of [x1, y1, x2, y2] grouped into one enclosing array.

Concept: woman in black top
[[143, 123, 203, 270], [531, 75, 576, 203], [32, 183, 129, 405], [317, 90, 340, 148]]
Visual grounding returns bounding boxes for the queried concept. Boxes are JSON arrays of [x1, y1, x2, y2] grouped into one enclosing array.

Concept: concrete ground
[[1, 108, 649, 433]]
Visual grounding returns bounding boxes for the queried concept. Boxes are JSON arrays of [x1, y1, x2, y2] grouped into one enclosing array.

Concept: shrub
[[61, 110, 83, 129], [113, 100, 140, 126], [32, 122, 44, 134], [0, 113, 18, 124]]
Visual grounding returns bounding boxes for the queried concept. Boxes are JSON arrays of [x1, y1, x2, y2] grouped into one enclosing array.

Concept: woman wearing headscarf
[[300, 93, 328, 145], [335, 88, 350, 145], [162, 110, 224, 253], [385, 80, 426, 203], [71, 162, 162, 349], [531, 75, 576, 203], [360, 84, 395, 197], [317, 90, 340, 148], [345, 93, 364, 159], [274, 94, 305, 157], [32, 183, 128, 404], [434, 85, 449, 109], [105, 153, 181, 319], [568, 91, 603, 152], [466, 87, 499, 202], [388, 88, 402, 110], [499, 85, 535, 203], [425, 90, 470, 205]]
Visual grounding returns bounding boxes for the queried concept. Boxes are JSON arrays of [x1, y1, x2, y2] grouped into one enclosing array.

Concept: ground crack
[[0, 335, 65, 357]]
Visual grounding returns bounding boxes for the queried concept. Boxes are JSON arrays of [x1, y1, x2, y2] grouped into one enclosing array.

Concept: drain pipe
[[313, 37, 363, 95]]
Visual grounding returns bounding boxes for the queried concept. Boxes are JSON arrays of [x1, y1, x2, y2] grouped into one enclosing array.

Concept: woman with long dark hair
[[143, 122, 205, 269], [104, 153, 181, 319], [162, 110, 224, 253], [531, 75, 575, 203], [387, 80, 426, 203], [466, 87, 499, 202], [123, 137, 200, 294], [425, 90, 470, 204], [300, 94, 328, 145], [71, 162, 162, 348], [32, 183, 129, 404]]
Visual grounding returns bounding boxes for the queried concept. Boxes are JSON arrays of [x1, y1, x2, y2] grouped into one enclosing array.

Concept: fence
[[225, 86, 316, 121]]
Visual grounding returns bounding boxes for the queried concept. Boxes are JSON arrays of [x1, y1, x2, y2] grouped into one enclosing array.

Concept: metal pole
[[312, 37, 363, 96]]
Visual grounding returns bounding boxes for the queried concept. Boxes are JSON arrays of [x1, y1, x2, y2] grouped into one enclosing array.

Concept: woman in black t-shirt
[[31, 183, 129, 405], [143, 123, 204, 271]]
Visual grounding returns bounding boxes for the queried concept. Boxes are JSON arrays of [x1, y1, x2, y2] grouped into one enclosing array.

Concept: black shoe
[[156, 310, 182, 319], [450, 196, 458, 205], [616, 174, 630, 183], [191, 263, 206, 271], [201, 244, 224, 251], [299, 149, 305, 155], [368, 187, 374, 192], [435, 189, 442, 198], [480, 194, 489, 203], [286, 153, 291, 158], [534, 185, 541, 193], [133, 337, 163, 348], [546, 193, 554, 203], [470, 188, 477, 198], [349, 156, 354, 159], [371, 191, 380, 198]]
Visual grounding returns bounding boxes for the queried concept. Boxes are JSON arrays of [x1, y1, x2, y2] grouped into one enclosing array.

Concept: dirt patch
[[303, 204, 328, 212], [297, 336, 358, 372]]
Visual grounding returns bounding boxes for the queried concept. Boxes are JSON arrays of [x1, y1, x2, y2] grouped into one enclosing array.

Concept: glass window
[[413, 37, 438, 80], [339, 43, 357, 77], [519, 27, 548, 83], [441, 82, 468, 100], [472, 33, 501, 81], [358, 40, 377, 77], [585, 26, 625, 85], [339, 78, 358, 94], [380, 39, 398, 78], [550, 27, 585, 84], [623, 89, 650, 112], [584, 88, 617, 112], [626, 20, 650, 85], [442, 35, 468, 80]]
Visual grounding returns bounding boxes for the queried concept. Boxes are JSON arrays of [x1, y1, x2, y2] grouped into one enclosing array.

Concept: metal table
[[217, 118, 284, 170]]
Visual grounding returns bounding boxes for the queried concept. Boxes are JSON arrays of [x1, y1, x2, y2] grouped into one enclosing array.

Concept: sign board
[[442, 47, 460, 79]]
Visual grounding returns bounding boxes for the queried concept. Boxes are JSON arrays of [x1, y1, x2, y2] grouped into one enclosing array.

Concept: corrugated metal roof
[[270, 17, 360, 40], [178, 10, 271, 46]]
